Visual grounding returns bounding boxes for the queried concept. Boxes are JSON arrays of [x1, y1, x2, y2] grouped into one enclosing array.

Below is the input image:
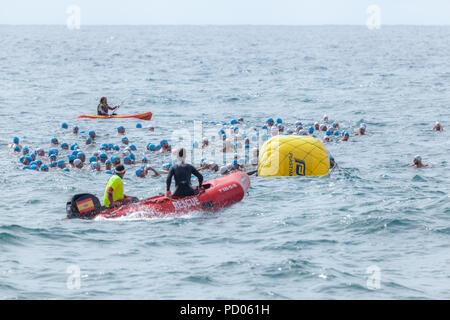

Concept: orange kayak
[[77, 112, 152, 120]]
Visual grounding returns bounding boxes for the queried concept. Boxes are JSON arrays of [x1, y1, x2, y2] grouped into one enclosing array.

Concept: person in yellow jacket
[[104, 165, 137, 207]]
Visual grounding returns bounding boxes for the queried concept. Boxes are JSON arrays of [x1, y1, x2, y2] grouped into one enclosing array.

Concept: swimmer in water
[[117, 126, 125, 134], [72, 126, 79, 135], [136, 165, 160, 178], [9, 137, 22, 150], [341, 131, 350, 142], [323, 114, 329, 123], [121, 137, 129, 145], [266, 118, 275, 127], [314, 122, 320, 131], [432, 122, 444, 131], [355, 123, 366, 135], [201, 138, 209, 148], [50, 138, 59, 146], [159, 140, 171, 153], [148, 127, 155, 132], [74, 159, 84, 169], [410, 155, 428, 168]]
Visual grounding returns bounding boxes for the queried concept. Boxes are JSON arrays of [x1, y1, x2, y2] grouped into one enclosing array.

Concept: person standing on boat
[[97, 97, 119, 116], [166, 148, 203, 198]]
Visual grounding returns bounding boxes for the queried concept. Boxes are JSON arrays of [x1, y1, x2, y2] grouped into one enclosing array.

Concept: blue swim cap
[[238, 117, 244, 122], [86, 137, 92, 143], [155, 145, 161, 151], [326, 129, 331, 136], [50, 161, 57, 168], [89, 156, 97, 163], [99, 153, 107, 159], [61, 143, 68, 149], [100, 144, 107, 150], [61, 122, 68, 129], [111, 156, 119, 162], [230, 119, 237, 125], [129, 144, 137, 151], [14, 145, 20, 152], [105, 159, 112, 164], [262, 125, 268, 130], [72, 151, 79, 157], [90, 161, 98, 167], [80, 131, 85, 134], [162, 163, 172, 170], [222, 134, 227, 139], [309, 126, 314, 133], [312, 134, 317, 138], [141, 157, 148, 162], [136, 123, 142, 128], [40, 164, 48, 171], [49, 148, 58, 156], [113, 145, 120, 151], [49, 154, 57, 160], [210, 121, 216, 125], [192, 141, 199, 148], [70, 143, 78, 150], [122, 137, 128, 141], [124, 156, 131, 163], [148, 143, 155, 151], [63, 167, 69, 172], [22, 165, 31, 170], [19, 156, 25, 163], [89, 130, 95, 137], [13, 137, 19, 143], [30, 164, 38, 170], [117, 126, 124, 131], [129, 153, 135, 160], [160, 139, 168, 145], [136, 168, 143, 176], [51, 138, 58, 144], [105, 170, 112, 174], [57, 160, 65, 168], [218, 129, 225, 135], [276, 118, 282, 124], [67, 155, 75, 162], [22, 147, 29, 152], [334, 130, 340, 136], [267, 118, 274, 123], [77, 152, 85, 158]]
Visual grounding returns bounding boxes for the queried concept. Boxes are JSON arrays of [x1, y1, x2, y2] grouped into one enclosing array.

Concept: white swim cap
[[176, 147, 187, 162], [414, 155, 422, 161], [220, 166, 228, 174]]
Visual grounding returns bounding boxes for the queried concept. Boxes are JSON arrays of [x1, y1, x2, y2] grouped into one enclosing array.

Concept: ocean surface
[[0, 26, 449, 300]]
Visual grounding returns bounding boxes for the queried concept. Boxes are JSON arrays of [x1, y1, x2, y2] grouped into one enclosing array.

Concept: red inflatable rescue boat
[[66, 171, 250, 220]]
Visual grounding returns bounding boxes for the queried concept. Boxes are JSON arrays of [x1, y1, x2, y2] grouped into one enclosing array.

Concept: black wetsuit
[[166, 163, 203, 197]]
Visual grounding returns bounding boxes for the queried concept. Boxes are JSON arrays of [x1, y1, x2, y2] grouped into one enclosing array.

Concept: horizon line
[[2, 23, 450, 27]]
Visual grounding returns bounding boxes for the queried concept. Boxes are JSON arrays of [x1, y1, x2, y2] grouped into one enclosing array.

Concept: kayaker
[[166, 148, 203, 198], [97, 97, 119, 116], [104, 165, 136, 207]]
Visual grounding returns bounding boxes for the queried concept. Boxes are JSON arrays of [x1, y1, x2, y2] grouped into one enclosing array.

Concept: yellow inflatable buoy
[[258, 136, 330, 177]]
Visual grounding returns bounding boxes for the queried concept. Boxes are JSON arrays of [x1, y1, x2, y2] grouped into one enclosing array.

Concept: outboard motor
[[66, 193, 103, 219]]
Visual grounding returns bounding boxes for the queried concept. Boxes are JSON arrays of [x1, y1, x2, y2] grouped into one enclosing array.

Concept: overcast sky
[[1, 0, 450, 25]]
